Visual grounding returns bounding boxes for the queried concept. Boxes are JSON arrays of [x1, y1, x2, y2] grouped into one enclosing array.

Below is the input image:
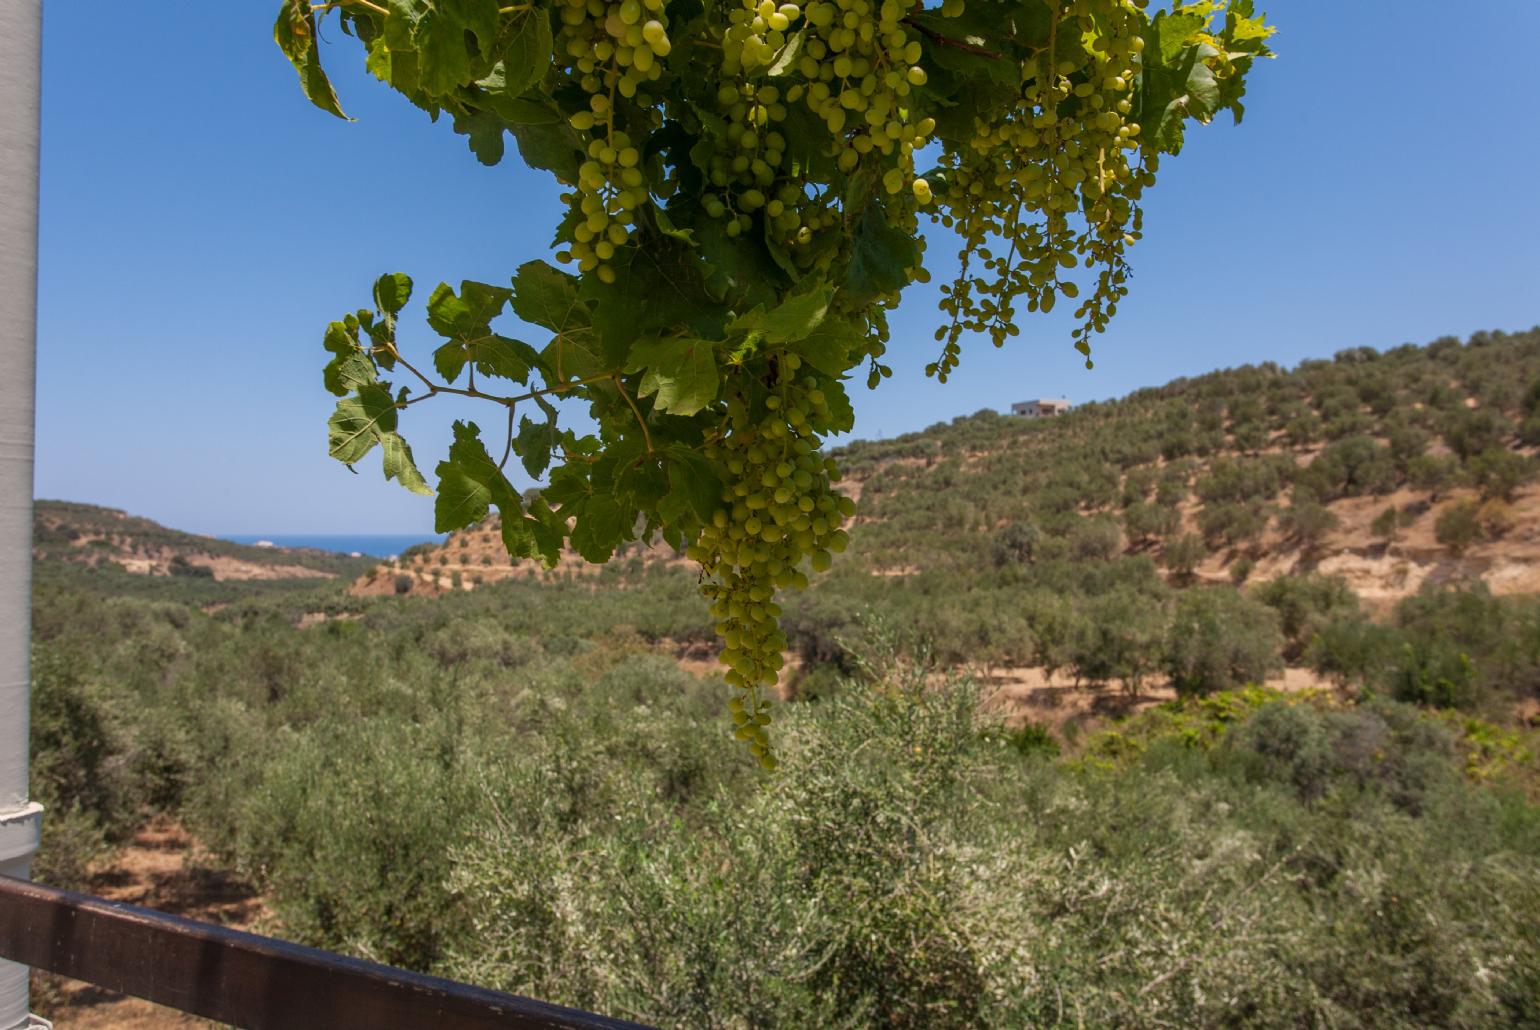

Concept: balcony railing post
[[0, 1, 46, 1027]]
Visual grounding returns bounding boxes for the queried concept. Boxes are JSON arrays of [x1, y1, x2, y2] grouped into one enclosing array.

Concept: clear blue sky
[[34, 2, 1540, 534]]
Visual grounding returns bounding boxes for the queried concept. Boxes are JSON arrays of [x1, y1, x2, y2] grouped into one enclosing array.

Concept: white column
[[0, 2, 46, 1027]]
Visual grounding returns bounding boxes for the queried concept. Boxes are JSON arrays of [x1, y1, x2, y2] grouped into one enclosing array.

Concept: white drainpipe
[[0, 2, 47, 1027]]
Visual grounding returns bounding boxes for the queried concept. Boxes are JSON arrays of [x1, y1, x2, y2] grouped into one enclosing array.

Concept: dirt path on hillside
[[34, 817, 266, 1028]]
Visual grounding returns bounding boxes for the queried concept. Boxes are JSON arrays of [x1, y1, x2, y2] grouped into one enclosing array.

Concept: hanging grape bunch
[[280, 0, 1274, 768]]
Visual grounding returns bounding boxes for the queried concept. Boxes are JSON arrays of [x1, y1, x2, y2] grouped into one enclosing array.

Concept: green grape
[[931, 0, 1152, 377], [687, 352, 854, 765]]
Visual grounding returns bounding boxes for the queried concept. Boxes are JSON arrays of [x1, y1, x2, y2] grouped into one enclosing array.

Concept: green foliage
[[1067, 514, 1123, 562], [1441, 407, 1509, 460], [1370, 503, 1404, 541], [28, 653, 136, 888], [1198, 500, 1268, 550], [1469, 446, 1531, 501], [1276, 495, 1337, 551], [1162, 531, 1206, 577], [1435, 499, 1483, 555], [1068, 588, 1168, 694], [31, 563, 1540, 1026], [1163, 587, 1283, 696], [1254, 572, 1361, 662], [1303, 616, 1393, 688], [989, 519, 1039, 567], [1123, 500, 1177, 545]]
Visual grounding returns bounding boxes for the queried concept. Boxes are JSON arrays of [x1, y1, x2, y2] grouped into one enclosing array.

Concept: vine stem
[[497, 404, 517, 470], [381, 338, 615, 409], [311, 0, 387, 15], [613, 374, 654, 454]]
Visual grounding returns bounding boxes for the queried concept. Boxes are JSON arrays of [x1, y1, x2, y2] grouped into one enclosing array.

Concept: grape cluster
[[552, 0, 675, 281], [686, 353, 855, 768], [929, 0, 1150, 377], [697, 0, 937, 258]]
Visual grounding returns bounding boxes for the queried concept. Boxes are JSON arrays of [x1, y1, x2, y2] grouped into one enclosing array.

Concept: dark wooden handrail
[[0, 875, 653, 1029]]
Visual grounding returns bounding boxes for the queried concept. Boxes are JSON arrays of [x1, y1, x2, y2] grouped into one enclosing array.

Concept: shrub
[[228, 716, 479, 970], [1278, 498, 1338, 552], [1407, 453, 1460, 498], [1301, 436, 1397, 498], [1123, 501, 1176, 546], [1069, 590, 1168, 694], [1254, 573, 1361, 662], [1520, 416, 1540, 446], [998, 722, 1060, 759], [1469, 447, 1530, 501], [1198, 502, 1267, 550], [1434, 500, 1483, 554], [1163, 588, 1284, 695], [1162, 533, 1206, 577], [1370, 504, 1404, 542], [1441, 407, 1508, 460], [989, 520, 1040, 567], [1229, 701, 1335, 800], [1229, 557, 1254, 585], [1067, 516, 1123, 562], [1389, 640, 1476, 709]]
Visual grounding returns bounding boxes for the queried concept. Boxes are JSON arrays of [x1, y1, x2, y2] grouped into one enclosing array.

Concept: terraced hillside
[[363, 327, 1540, 603], [840, 326, 1540, 600]]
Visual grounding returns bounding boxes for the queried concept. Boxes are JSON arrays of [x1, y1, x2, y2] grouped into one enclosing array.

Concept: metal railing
[[0, 875, 653, 1029]]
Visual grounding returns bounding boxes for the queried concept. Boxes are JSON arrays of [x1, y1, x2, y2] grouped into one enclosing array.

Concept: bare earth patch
[[974, 665, 1332, 737], [34, 817, 266, 1029]]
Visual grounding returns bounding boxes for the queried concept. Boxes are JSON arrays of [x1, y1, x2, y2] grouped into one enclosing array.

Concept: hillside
[[358, 328, 1540, 601], [33, 501, 374, 600], [363, 327, 1540, 602]]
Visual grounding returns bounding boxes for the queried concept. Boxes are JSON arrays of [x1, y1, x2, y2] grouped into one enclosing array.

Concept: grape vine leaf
[[730, 280, 835, 344], [819, 377, 856, 434], [568, 493, 625, 562], [328, 383, 399, 465], [584, 242, 726, 359], [691, 215, 786, 310], [628, 336, 718, 416], [274, 2, 348, 119], [509, 120, 584, 181], [767, 27, 806, 77], [322, 322, 376, 396], [662, 446, 721, 524], [844, 206, 916, 306], [381, 431, 432, 495], [788, 316, 858, 378], [497, 11, 554, 98], [433, 420, 521, 532], [510, 261, 590, 334], [516, 497, 566, 564], [427, 280, 537, 383], [375, 1, 426, 94], [412, 0, 502, 95], [516, 413, 556, 478], [372, 272, 413, 315], [454, 106, 512, 165], [543, 460, 627, 562]]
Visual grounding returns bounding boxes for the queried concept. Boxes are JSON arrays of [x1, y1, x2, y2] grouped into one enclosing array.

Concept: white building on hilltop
[[1011, 398, 1072, 418]]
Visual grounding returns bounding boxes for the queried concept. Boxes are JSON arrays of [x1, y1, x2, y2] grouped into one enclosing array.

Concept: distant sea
[[222, 534, 447, 559]]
